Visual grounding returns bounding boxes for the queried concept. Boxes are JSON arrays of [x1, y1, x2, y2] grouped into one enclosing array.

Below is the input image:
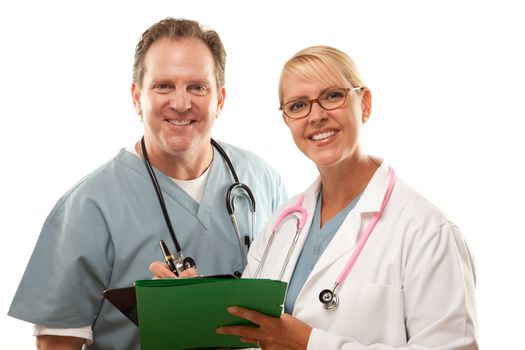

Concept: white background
[[1, 0, 523, 348]]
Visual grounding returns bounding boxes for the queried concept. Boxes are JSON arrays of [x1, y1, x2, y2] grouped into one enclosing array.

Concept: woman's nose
[[308, 102, 328, 123]]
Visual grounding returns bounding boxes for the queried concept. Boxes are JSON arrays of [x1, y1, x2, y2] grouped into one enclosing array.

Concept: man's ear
[[215, 86, 226, 118], [131, 82, 142, 116]]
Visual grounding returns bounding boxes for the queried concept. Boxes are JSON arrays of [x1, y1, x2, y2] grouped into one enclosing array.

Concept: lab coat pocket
[[341, 280, 406, 345]]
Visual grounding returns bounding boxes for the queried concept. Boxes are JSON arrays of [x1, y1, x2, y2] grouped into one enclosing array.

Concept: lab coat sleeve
[[306, 222, 478, 350]]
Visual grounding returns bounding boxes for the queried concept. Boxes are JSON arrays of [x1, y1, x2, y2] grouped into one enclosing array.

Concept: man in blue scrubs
[[8, 18, 287, 350]]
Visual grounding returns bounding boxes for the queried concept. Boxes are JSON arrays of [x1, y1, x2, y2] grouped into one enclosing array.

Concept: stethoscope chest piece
[[319, 288, 339, 310], [182, 257, 196, 270]]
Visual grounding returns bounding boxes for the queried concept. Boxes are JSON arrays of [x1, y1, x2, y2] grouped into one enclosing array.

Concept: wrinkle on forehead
[[143, 38, 216, 87]]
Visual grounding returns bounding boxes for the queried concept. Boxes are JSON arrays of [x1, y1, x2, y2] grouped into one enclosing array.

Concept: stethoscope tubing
[[141, 136, 256, 270], [214, 139, 256, 268], [141, 137, 183, 253], [230, 212, 248, 267], [333, 166, 396, 286], [254, 195, 308, 278], [278, 226, 302, 280], [254, 166, 396, 310], [320, 166, 396, 309]]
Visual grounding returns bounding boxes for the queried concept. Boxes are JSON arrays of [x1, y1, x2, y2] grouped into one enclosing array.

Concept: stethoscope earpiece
[[319, 288, 339, 310]]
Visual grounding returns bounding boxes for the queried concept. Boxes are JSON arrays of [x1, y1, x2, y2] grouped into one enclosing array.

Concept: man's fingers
[[149, 261, 176, 278], [179, 267, 200, 277]]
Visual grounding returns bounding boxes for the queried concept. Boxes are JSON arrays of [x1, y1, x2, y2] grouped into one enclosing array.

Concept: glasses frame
[[279, 87, 363, 120]]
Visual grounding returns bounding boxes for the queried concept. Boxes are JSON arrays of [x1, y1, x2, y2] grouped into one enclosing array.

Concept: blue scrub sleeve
[[9, 208, 113, 328]]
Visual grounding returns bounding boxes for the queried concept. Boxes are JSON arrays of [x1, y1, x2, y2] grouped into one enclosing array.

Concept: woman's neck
[[318, 155, 379, 226]]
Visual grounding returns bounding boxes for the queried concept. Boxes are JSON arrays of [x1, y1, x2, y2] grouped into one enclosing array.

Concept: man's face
[[132, 38, 225, 163]]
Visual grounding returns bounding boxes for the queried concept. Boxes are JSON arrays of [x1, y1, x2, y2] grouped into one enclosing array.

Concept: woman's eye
[[289, 100, 307, 112], [324, 90, 344, 101]]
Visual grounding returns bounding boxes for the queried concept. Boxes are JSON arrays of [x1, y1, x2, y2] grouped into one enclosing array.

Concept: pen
[[159, 240, 178, 276]]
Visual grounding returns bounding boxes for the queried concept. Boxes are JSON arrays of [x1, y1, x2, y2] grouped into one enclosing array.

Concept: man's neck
[[135, 140, 214, 180]]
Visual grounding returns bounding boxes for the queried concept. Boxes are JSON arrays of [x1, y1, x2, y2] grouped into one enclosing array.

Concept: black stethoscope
[[140, 136, 256, 275]]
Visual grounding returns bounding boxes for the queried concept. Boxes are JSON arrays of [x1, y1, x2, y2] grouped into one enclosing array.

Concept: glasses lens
[[283, 99, 310, 119], [318, 89, 347, 110]]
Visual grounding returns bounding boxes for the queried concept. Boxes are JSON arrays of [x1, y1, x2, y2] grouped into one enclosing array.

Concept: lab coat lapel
[[306, 164, 392, 282]]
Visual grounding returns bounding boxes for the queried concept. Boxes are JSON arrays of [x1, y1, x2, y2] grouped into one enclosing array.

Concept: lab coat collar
[[305, 159, 392, 281], [304, 158, 391, 216], [352, 159, 391, 215]]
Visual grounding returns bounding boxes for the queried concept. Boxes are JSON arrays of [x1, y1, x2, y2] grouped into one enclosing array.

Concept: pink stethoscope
[[254, 167, 396, 310]]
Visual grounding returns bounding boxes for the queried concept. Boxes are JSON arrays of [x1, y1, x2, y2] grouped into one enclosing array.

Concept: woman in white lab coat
[[216, 46, 478, 349]]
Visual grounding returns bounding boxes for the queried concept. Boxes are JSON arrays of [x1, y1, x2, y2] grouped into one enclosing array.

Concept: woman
[[215, 46, 478, 349]]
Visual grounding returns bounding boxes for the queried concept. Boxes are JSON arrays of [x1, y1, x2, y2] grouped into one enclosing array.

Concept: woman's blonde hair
[[278, 46, 365, 105]]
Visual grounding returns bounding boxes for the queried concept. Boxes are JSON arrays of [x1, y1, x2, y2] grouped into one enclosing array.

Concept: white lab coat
[[244, 162, 478, 350]]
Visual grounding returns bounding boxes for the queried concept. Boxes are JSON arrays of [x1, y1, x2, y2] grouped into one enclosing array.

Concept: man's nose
[[169, 90, 192, 112]]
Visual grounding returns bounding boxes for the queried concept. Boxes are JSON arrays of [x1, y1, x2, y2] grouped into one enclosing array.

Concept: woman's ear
[[361, 88, 372, 123]]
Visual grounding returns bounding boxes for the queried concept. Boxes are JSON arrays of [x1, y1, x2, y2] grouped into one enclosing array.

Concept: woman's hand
[[149, 261, 199, 278], [216, 306, 312, 349]]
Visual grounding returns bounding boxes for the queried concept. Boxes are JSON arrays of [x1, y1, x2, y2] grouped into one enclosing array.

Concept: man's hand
[[149, 261, 199, 278]]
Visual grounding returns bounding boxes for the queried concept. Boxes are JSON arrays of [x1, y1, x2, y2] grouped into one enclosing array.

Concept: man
[[9, 18, 287, 349]]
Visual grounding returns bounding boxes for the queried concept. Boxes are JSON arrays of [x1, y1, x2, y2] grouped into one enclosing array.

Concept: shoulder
[[49, 149, 136, 216], [214, 140, 269, 164], [213, 140, 281, 178], [390, 177, 451, 227], [386, 176, 467, 258], [33, 151, 135, 257]]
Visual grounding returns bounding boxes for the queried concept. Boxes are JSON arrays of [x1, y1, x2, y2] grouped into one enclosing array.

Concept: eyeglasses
[[280, 87, 362, 119]]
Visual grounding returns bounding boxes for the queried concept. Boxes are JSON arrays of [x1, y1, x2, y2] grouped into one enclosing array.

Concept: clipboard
[[103, 276, 287, 349], [102, 274, 236, 326], [102, 286, 138, 325]]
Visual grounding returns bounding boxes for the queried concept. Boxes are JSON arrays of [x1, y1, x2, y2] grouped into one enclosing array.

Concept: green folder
[[134, 277, 287, 349]]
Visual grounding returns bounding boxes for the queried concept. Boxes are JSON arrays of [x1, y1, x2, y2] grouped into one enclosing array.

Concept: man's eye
[[189, 85, 208, 95], [153, 84, 173, 93]]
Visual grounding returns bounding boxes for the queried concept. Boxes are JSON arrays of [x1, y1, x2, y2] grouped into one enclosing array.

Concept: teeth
[[311, 131, 336, 141], [168, 120, 191, 126]]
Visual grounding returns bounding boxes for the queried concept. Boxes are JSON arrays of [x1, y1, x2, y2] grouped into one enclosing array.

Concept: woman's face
[[280, 70, 371, 170]]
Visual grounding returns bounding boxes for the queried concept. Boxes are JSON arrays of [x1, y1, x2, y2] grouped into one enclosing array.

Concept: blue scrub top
[[9, 142, 287, 350]]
